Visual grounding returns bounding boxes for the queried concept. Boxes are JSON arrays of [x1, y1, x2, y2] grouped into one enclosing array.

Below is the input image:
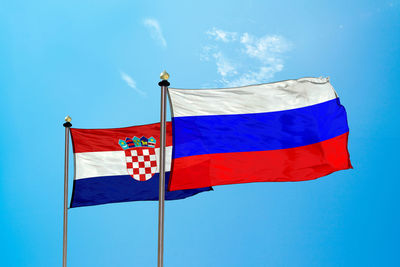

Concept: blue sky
[[1, 0, 399, 266]]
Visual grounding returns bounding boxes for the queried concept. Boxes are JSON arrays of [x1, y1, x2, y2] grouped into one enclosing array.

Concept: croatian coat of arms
[[119, 136, 157, 181]]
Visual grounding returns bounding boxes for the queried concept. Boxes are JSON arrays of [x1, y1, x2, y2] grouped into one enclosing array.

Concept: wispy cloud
[[222, 65, 284, 87], [240, 33, 290, 61], [213, 52, 237, 77], [206, 27, 237, 42], [120, 71, 146, 96], [202, 27, 291, 87], [143, 18, 167, 48]]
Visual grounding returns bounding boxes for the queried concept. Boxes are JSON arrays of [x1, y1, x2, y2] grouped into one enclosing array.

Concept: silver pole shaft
[[63, 122, 71, 267], [158, 80, 168, 267]]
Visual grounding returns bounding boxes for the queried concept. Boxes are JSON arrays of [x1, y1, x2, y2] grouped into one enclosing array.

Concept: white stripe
[[75, 146, 173, 180], [168, 77, 337, 117]]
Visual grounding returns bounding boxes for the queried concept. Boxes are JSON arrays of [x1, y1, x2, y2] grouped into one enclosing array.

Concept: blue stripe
[[70, 172, 212, 208], [172, 98, 349, 158]]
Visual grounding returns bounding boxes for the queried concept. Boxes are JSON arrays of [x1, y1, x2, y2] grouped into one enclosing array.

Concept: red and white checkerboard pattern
[[124, 147, 157, 181]]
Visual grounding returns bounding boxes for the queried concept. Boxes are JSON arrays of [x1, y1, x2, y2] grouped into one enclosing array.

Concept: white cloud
[[120, 71, 146, 96], [240, 33, 290, 61], [213, 52, 237, 77], [143, 18, 167, 48], [223, 65, 283, 87], [202, 28, 291, 87], [200, 45, 213, 61], [206, 27, 237, 42]]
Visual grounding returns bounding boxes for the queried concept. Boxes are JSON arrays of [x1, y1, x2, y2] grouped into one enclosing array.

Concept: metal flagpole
[[62, 116, 72, 267], [158, 71, 170, 267]]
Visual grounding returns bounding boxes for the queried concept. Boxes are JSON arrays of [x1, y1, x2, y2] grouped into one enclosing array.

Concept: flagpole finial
[[159, 70, 170, 87], [160, 70, 169, 80], [63, 115, 72, 127]]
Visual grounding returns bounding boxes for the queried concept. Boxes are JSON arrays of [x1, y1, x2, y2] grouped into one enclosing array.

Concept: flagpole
[[158, 71, 170, 267], [62, 116, 72, 267]]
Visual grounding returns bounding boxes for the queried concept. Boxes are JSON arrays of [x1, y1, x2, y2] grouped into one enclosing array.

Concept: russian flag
[[70, 122, 212, 208], [168, 77, 352, 191]]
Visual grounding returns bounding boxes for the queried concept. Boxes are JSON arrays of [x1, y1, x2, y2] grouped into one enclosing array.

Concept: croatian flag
[[168, 77, 352, 191], [70, 122, 212, 208]]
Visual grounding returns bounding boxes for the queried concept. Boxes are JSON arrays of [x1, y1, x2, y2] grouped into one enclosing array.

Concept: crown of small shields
[[118, 136, 156, 149]]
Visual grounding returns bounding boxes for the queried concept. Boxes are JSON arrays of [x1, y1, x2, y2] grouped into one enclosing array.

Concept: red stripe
[[70, 122, 172, 153], [169, 132, 352, 191]]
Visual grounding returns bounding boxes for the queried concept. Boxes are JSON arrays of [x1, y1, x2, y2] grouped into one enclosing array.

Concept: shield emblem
[[124, 147, 157, 181]]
